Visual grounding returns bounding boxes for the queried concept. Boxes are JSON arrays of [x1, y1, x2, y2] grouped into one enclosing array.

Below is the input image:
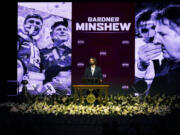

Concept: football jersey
[[17, 34, 41, 72], [40, 42, 72, 70]]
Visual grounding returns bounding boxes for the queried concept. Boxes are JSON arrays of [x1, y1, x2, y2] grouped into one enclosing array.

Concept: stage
[[1, 94, 180, 135]]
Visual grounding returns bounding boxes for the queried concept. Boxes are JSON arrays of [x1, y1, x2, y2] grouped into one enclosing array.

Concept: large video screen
[[16, 2, 180, 96], [17, 2, 72, 95]]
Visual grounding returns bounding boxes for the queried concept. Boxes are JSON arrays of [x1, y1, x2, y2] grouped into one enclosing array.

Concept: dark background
[[0, 1, 17, 101], [72, 2, 135, 94]]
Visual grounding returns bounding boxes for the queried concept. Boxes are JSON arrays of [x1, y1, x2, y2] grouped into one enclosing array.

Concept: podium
[[72, 85, 110, 104]]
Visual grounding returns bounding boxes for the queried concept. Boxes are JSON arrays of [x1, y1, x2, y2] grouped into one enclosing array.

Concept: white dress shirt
[[91, 66, 95, 76]]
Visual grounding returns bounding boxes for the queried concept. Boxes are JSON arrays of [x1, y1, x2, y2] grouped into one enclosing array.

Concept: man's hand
[[138, 43, 162, 71]]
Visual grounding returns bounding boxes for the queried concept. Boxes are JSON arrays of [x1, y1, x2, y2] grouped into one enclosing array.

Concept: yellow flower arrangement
[[1, 95, 180, 116]]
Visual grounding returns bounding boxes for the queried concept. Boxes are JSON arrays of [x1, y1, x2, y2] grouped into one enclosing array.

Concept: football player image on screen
[[40, 19, 72, 95], [17, 14, 45, 94], [40, 19, 71, 70], [18, 14, 43, 72]]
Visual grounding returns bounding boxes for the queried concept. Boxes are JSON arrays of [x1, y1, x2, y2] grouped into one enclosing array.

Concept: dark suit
[[83, 65, 103, 102], [83, 65, 103, 84], [134, 59, 160, 95], [149, 59, 180, 96], [134, 59, 180, 95]]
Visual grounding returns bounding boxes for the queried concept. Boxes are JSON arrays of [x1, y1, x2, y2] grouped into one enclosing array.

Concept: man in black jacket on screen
[[149, 5, 180, 96]]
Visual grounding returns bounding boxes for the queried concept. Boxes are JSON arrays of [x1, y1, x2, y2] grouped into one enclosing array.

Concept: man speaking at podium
[[83, 57, 103, 85]]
